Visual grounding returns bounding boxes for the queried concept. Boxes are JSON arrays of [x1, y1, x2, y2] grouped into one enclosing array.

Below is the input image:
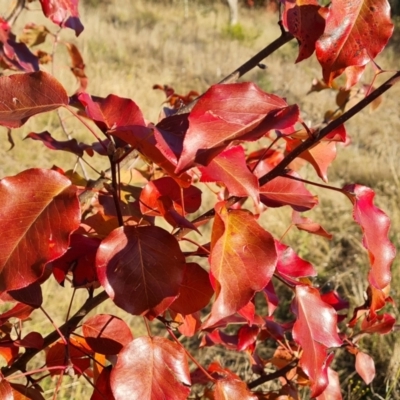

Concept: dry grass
[[0, 0, 399, 398]]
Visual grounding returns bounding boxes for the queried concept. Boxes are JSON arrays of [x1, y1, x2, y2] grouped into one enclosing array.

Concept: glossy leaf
[[285, 138, 337, 182], [316, 0, 393, 87], [360, 313, 395, 334], [259, 170, 318, 211], [283, 0, 326, 62], [275, 240, 316, 279], [0, 303, 35, 324], [292, 285, 342, 397], [82, 314, 133, 355], [96, 226, 186, 317], [316, 368, 342, 400], [169, 263, 214, 315], [38, 0, 84, 36], [237, 325, 259, 352], [0, 376, 13, 400], [91, 366, 115, 400], [0, 169, 80, 292], [355, 351, 375, 384], [204, 205, 277, 328], [176, 82, 299, 173], [139, 177, 201, 216], [213, 378, 258, 400], [292, 211, 333, 239], [110, 336, 190, 400], [344, 184, 395, 290], [0, 72, 68, 128], [199, 146, 259, 204]]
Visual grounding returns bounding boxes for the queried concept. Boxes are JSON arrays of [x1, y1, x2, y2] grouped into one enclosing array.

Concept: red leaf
[[275, 240, 316, 279], [14, 332, 44, 349], [203, 205, 277, 328], [360, 313, 395, 334], [199, 146, 259, 204], [292, 211, 333, 239], [139, 177, 201, 216], [78, 94, 192, 188], [25, 131, 89, 157], [0, 72, 68, 128], [213, 378, 258, 400], [355, 351, 375, 384], [283, 0, 327, 62], [110, 337, 190, 400], [91, 366, 115, 400], [0, 169, 80, 292], [292, 285, 342, 397], [321, 291, 349, 312], [52, 234, 100, 287], [345, 184, 395, 291], [46, 338, 91, 376], [8, 281, 43, 308], [237, 325, 260, 352], [258, 169, 318, 211], [96, 226, 186, 317], [0, 376, 13, 400], [10, 383, 46, 400], [77, 93, 145, 132], [82, 314, 133, 355], [286, 138, 337, 182], [169, 263, 214, 315], [39, 0, 84, 36], [316, 368, 342, 400], [0, 303, 35, 324], [316, 0, 393, 87], [176, 82, 299, 173], [0, 336, 19, 365]]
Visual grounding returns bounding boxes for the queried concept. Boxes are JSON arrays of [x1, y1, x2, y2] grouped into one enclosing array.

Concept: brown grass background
[[0, 0, 399, 398]]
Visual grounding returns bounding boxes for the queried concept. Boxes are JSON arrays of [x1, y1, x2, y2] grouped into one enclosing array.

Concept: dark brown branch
[[176, 28, 294, 114], [258, 70, 400, 187], [248, 360, 298, 390], [1, 290, 109, 378]]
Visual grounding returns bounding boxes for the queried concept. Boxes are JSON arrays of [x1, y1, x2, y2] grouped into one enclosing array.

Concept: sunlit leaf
[[203, 205, 277, 328], [355, 351, 375, 384], [38, 0, 84, 36], [176, 82, 299, 173], [83, 314, 133, 355], [110, 337, 190, 400], [213, 378, 258, 400], [292, 285, 342, 397], [282, 0, 326, 62], [344, 184, 395, 291], [199, 146, 259, 204], [0, 169, 80, 292], [0, 72, 68, 128], [316, 0, 393, 87]]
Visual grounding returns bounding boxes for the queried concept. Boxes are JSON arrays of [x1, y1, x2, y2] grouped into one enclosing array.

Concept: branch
[[258, 70, 400, 187], [1, 290, 109, 378], [174, 70, 400, 239], [176, 27, 294, 114], [247, 360, 298, 390]]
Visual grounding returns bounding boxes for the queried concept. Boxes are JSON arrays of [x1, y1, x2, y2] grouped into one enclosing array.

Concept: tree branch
[[1, 290, 109, 378], [176, 28, 294, 114]]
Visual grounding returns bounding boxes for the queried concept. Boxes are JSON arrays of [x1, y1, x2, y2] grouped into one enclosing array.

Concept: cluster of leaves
[[0, 0, 398, 399]]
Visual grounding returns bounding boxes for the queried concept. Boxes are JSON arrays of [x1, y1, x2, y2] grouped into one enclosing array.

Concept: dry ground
[[0, 0, 399, 399]]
